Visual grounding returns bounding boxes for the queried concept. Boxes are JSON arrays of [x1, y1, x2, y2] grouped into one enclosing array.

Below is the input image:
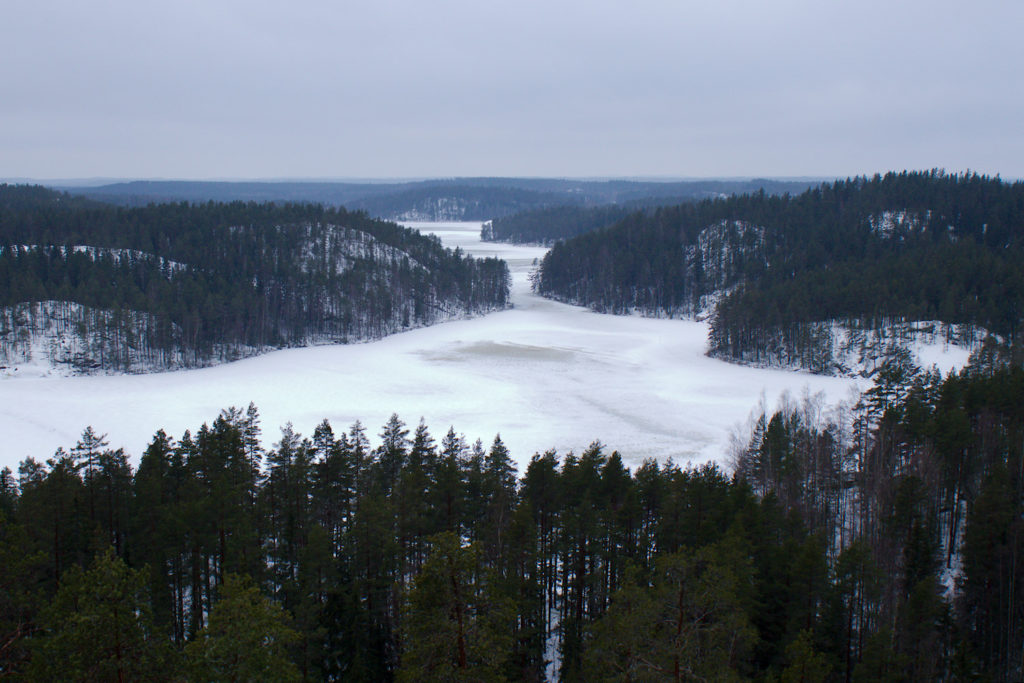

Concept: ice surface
[[0, 222, 862, 472]]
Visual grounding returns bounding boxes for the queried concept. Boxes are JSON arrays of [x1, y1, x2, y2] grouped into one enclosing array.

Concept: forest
[[535, 171, 1024, 374], [483, 205, 638, 245], [481, 180, 818, 245], [0, 185, 509, 372], [348, 185, 570, 222], [0, 340, 1021, 681], [64, 178, 819, 221]]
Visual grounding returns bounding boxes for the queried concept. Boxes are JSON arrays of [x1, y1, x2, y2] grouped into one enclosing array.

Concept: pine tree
[[70, 426, 108, 529], [0, 510, 46, 676], [311, 419, 356, 547], [376, 413, 409, 495], [131, 429, 188, 644], [184, 574, 300, 682], [779, 630, 832, 683], [435, 427, 467, 535], [482, 434, 518, 566], [397, 532, 513, 682], [30, 548, 175, 681], [584, 538, 755, 682], [398, 419, 436, 574], [962, 464, 1024, 679]]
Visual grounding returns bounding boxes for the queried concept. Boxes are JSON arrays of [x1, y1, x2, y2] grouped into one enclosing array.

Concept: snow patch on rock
[[686, 220, 767, 294], [395, 197, 473, 222], [868, 209, 929, 238], [295, 223, 428, 275], [1, 244, 188, 273], [0, 301, 222, 377], [831, 320, 983, 377]]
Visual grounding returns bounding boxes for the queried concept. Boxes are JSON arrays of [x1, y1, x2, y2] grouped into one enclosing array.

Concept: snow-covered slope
[[295, 223, 428, 274], [686, 219, 766, 293], [0, 219, 506, 376], [0, 301, 195, 378], [830, 320, 981, 376], [0, 301, 270, 378], [0, 244, 188, 272], [715, 318, 981, 378], [394, 197, 476, 222]]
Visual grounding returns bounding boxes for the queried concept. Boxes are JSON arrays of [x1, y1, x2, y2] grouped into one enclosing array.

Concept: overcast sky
[[2, 0, 1022, 180]]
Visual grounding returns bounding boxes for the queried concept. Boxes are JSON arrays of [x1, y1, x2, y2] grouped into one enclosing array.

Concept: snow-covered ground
[[0, 222, 969, 472]]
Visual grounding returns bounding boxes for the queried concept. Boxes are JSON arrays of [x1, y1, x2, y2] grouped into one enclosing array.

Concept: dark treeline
[[0, 185, 509, 371], [483, 205, 638, 245], [482, 180, 819, 245], [347, 185, 571, 222], [1, 348, 1021, 680], [64, 178, 820, 221], [536, 171, 1024, 371]]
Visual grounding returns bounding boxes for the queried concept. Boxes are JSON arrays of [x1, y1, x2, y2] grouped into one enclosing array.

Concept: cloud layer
[[3, 0, 1021, 179]]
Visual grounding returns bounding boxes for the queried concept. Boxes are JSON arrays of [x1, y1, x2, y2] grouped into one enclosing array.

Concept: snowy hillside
[[0, 301, 209, 378], [538, 171, 1018, 377], [711, 318, 982, 378], [0, 188, 511, 375]]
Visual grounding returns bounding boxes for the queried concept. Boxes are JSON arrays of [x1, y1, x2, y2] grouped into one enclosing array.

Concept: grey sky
[[3, 0, 1022, 180]]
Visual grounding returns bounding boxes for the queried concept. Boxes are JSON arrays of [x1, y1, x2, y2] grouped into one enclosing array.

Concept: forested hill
[[536, 171, 1024, 374], [59, 177, 820, 222], [0, 185, 510, 374], [483, 204, 638, 245], [481, 179, 818, 245], [69, 180, 571, 221], [347, 184, 569, 221]]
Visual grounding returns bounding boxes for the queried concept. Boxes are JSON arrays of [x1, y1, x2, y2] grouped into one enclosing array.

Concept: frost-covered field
[[0, 222, 969, 472]]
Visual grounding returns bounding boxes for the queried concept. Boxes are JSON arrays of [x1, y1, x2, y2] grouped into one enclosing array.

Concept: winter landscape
[[2, 0, 1023, 680], [0, 221, 893, 469]]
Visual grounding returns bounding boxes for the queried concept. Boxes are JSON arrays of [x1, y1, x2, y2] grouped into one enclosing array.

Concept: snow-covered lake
[[0, 222, 869, 472]]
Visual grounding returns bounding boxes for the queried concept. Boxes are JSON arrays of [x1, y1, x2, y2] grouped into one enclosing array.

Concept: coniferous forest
[[480, 179, 819, 245], [67, 178, 819, 221], [483, 205, 638, 245], [536, 171, 1024, 373], [1, 343, 1022, 681], [0, 185, 509, 372]]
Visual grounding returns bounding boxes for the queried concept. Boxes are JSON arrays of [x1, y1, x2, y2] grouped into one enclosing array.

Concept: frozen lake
[[1, 222, 865, 472]]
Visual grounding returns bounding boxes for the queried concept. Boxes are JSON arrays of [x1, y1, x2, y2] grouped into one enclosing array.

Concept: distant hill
[[346, 184, 571, 221], [535, 171, 1024, 374], [0, 185, 509, 374], [56, 177, 821, 222], [480, 179, 819, 244], [59, 180, 409, 208]]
